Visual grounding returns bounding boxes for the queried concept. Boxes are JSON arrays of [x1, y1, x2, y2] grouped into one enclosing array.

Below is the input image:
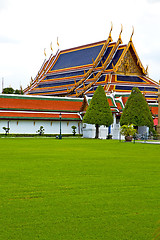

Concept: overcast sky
[[0, 0, 160, 92]]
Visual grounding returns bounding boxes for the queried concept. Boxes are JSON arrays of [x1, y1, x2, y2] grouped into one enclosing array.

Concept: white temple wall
[[82, 114, 125, 140], [111, 114, 120, 140], [82, 123, 109, 139], [0, 120, 82, 135]]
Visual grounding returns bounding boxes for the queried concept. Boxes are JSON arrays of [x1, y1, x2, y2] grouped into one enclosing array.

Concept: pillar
[[157, 80, 160, 136]]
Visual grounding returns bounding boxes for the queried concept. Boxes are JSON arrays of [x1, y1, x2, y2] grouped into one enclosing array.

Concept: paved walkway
[[141, 141, 160, 144]]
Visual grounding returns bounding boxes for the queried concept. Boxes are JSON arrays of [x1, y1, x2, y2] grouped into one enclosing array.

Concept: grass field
[[0, 138, 160, 240]]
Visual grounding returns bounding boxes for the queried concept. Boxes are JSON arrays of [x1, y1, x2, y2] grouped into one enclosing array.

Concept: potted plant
[[71, 125, 77, 136], [36, 126, 45, 136], [120, 124, 136, 142], [3, 127, 10, 135]]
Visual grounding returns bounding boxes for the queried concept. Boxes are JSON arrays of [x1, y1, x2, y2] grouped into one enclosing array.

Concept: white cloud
[[146, 0, 160, 3], [0, 0, 9, 11]]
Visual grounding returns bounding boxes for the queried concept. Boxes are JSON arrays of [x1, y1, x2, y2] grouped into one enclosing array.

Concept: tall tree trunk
[[95, 124, 99, 139]]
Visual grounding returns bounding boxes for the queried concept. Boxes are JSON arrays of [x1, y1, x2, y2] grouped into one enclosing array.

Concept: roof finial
[[119, 24, 123, 43], [109, 22, 113, 39], [130, 26, 134, 42], [145, 65, 149, 75], [50, 42, 53, 52], [57, 37, 59, 47], [44, 48, 47, 57]]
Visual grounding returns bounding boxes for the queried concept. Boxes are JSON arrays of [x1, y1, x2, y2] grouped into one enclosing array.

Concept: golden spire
[[145, 65, 149, 75], [109, 22, 113, 39], [44, 48, 47, 57], [119, 24, 123, 43], [57, 37, 59, 47], [130, 26, 134, 42], [50, 42, 53, 52], [20, 85, 23, 93]]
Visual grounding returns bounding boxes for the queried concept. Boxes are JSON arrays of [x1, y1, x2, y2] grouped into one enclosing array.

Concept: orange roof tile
[[0, 111, 80, 120], [0, 95, 83, 113]]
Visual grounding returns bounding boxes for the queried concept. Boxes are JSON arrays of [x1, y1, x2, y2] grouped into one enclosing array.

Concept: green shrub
[[120, 87, 154, 129], [83, 85, 113, 138], [2, 127, 10, 135], [120, 124, 137, 137], [37, 126, 45, 135], [71, 126, 77, 136]]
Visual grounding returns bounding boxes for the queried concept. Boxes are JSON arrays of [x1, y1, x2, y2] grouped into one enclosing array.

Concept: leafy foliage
[[2, 127, 10, 135], [120, 124, 137, 137], [2, 87, 14, 94], [2, 87, 23, 94], [120, 87, 153, 129], [37, 126, 45, 135], [83, 85, 113, 127], [71, 125, 77, 136]]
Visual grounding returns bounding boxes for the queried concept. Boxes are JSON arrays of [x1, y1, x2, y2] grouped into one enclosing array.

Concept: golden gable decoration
[[117, 49, 142, 75]]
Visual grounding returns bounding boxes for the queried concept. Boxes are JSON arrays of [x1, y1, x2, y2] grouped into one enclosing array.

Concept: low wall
[[0, 119, 82, 135]]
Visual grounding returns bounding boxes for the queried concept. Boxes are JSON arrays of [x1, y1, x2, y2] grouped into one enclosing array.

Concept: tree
[[2, 87, 24, 95], [15, 89, 20, 94], [2, 127, 10, 135], [2, 87, 14, 94], [83, 85, 113, 138], [71, 125, 77, 136], [37, 126, 45, 135], [120, 87, 154, 129]]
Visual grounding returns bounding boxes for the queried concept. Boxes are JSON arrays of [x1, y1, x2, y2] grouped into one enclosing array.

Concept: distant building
[[0, 94, 83, 135]]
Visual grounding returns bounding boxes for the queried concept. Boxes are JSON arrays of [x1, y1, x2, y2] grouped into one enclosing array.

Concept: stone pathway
[[142, 141, 160, 144]]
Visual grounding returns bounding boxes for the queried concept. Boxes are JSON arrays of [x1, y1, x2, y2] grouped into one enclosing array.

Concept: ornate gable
[[116, 47, 143, 75]]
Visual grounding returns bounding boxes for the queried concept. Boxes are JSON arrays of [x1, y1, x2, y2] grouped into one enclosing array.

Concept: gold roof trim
[[118, 24, 123, 44], [67, 25, 113, 95], [104, 24, 124, 74], [130, 26, 134, 42], [109, 22, 113, 42]]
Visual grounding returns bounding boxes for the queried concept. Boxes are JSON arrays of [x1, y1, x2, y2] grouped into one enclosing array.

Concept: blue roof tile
[[51, 44, 104, 71]]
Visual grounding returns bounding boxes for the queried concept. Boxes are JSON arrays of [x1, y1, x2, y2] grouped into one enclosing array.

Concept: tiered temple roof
[[24, 27, 159, 107]]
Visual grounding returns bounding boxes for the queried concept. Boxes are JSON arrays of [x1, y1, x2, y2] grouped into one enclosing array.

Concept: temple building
[[0, 27, 159, 138], [24, 26, 158, 103], [0, 94, 83, 135]]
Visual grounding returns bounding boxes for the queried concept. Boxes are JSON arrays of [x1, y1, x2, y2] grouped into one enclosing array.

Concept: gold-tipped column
[[157, 80, 160, 137]]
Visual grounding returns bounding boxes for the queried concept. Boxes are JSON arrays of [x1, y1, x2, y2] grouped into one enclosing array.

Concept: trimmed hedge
[[83, 85, 113, 126], [120, 87, 154, 129]]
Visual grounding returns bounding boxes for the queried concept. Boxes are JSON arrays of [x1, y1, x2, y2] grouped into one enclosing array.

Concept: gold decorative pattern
[[117, 49, 142, 75], [114, 37, 146, 75]]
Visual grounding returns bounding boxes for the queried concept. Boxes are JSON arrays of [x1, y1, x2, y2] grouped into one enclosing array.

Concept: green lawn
[[0, 138, 160, 240]]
